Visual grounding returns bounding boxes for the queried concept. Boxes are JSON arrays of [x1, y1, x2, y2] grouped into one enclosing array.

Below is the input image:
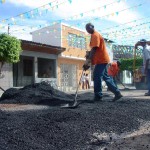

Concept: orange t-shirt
[[108, 62, 119, 77], [89, 31, 110, 65]]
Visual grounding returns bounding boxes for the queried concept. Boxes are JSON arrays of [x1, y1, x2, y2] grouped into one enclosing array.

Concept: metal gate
[[60, 64, 77, 91]]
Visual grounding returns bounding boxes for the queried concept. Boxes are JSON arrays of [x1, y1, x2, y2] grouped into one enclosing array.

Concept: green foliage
[[120, 57, 143, 71], [0, 33, 22, 63]]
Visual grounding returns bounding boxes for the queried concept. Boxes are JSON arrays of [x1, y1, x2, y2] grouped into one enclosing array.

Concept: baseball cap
[[140, 39, 147, 43]]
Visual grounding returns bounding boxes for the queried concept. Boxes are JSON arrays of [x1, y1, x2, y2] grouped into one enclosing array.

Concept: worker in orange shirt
[[83, 23, 123, 102], [107, 61, 121, 89]]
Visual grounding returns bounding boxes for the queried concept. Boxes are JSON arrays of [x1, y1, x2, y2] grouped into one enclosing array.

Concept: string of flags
[[102, 20, 150, 37], [11, 2, 145, 39], [0, 0, 149, 46], [101, 15, 150, 33], [0, 0, 120, 25], [1, 1, 144, 35], [0, 0, 70, 24]]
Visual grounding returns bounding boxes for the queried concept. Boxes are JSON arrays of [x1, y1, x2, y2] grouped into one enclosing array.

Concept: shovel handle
[[0, 86, 5, 92], [116, 76, 126, 88], [74, 70, 84, 102]]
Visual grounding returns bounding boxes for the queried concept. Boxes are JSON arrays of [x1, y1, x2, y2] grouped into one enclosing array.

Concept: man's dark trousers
[[93, 64, 120, 97]]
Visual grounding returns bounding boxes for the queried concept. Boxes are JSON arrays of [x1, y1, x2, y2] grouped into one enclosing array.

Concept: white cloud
[[103, 1, 142, 24], [8, 25, 32, 40]]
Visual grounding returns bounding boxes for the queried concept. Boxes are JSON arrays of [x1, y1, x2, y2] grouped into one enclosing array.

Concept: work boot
[[112, 92, 123, 102], [93, 95, 103, 102]]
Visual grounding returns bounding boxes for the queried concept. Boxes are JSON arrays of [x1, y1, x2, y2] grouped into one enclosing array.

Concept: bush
[[120, 58, 143, 72]]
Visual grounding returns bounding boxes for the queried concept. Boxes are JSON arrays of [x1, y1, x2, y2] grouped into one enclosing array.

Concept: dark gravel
[[0, 97, 150, 150], [0, 83, 150, 150], [0, 82, 73, 105]]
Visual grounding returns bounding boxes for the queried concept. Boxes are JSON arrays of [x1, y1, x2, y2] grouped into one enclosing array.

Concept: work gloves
[[83, 52, 91, 71], [85, 51, 91, 59], [83, 64, 90, 71]]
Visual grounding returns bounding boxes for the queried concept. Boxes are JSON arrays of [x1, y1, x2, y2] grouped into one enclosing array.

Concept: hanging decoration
[[0, 0, 69, 24], [24, 2, 144, 39], [0, 0, 149, 46], [4, 0, 144, 36]]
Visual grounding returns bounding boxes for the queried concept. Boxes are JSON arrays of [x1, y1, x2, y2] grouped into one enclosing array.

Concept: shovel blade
[[60, 101, 79, 109]]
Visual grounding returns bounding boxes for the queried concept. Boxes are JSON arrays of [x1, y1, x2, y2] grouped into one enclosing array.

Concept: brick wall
[[61, 24, 90, 58]]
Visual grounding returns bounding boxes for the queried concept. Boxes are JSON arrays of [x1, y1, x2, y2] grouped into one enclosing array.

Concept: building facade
[[0, 23, 114, 96], [32, 23, 113, 91], [0, 40, 65, 96]]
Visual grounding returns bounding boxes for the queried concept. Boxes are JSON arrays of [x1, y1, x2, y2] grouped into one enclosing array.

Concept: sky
[[0, 0, 150, 46]]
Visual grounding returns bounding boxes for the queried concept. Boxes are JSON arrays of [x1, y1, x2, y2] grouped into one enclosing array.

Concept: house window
[[68, 33, 86, 49], [38, 58, 56, 78], [78, 36, 86, 49], [23, 59, 33, 76]]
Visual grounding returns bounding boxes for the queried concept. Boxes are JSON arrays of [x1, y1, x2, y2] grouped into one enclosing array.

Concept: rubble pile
[[0, 82, 73, 105], [0, 110, 7, 123]]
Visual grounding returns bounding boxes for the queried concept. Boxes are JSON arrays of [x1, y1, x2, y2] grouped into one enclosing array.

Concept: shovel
[[0, 87, 5, 92], [61, 70, 84, 108], [116, 77, 130, 90]]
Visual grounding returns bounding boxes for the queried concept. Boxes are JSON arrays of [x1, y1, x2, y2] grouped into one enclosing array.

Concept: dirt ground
[[0, 84, 150, 150]]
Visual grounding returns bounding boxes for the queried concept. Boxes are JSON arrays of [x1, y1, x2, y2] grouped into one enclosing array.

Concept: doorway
[[13, 56, 34, 87], [60, 64, 77, 91]]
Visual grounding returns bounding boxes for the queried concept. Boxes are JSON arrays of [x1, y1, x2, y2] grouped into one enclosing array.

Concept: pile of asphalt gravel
[[0, 110, 7, 123], [0, 97, 150, 150], [0, 82, 73, 105]]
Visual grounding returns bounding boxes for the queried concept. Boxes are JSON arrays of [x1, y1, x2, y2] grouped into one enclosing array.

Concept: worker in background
[[135, 39, 150, 96], [107, 61, 121, 89], [83, 23, 123, 102]]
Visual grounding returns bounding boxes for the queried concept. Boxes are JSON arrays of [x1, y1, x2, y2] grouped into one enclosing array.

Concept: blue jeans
[[93, 64, 120, 97], [147, 69, 150, 93], [110, 76, 118, 88]]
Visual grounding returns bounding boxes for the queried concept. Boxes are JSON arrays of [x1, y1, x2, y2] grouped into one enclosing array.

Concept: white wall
[[106, 42, 113, 62], [32, 23, 62, 47], [0, 63, 13, 96], [123, 70, 132, 84]]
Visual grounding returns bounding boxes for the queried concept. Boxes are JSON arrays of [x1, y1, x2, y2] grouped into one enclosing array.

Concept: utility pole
[[8, 24, 10, 35]]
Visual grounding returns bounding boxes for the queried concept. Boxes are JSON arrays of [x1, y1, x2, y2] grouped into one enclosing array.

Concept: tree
[[0, 33, 22, 75], [120, 58, 143, 72]]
